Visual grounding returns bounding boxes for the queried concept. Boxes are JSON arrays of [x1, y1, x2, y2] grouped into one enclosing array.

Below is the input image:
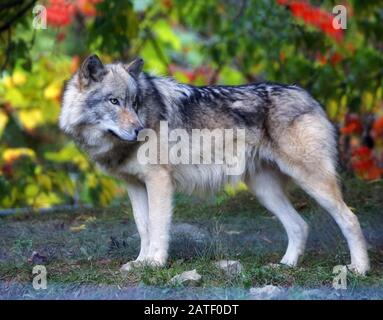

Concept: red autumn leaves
[[342, 114, 383, 180], [277, 1, 346, 67], [168, 64, 216, 84], [351, 146, 381, 181], [373, 117, 383, 138], [277, 0, 344, 42], [341, 114, 362, 135], [46, 0, 101, 27], [46, 1, 74, 27]]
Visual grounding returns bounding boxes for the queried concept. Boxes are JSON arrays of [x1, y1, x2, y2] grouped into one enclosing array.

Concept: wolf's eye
[[109, 98, 119, 105]]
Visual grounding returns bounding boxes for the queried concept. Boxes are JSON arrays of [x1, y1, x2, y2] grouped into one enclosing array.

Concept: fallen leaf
[[70, 224, 86, 232]]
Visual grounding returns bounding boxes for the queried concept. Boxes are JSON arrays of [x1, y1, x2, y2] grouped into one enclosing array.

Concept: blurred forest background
[[0, 0, 382, 210]]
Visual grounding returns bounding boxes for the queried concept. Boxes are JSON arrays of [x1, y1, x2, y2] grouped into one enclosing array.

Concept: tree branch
[[0, 0, 37, 33]]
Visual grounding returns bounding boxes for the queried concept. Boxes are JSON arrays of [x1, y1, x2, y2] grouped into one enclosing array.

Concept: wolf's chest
[[171, 164, 245, 195]]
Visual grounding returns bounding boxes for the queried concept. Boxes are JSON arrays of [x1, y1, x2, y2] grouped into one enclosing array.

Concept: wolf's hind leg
[[246, 166, 309, 266], [121, 179, 150, 272], [274, 113, 370, 274], [280, 160, 370, 274]]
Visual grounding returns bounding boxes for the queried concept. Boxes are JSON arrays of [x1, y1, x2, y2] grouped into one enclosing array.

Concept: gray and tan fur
[[60, 55, 370, 274]]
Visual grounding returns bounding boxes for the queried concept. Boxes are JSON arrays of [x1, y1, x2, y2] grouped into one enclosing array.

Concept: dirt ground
[[1, 176, 383, 299]]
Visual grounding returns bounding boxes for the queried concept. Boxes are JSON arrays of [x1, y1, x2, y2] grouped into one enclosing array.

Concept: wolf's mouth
[[107, 129, 121, 139], [107, 129, 138, 142]]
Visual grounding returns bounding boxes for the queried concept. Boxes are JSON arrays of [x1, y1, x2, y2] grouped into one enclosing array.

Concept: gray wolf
[[59, 54, 370, 274]]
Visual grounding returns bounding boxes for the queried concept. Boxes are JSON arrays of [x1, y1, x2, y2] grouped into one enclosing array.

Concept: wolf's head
[[60, 54, 145, 144]]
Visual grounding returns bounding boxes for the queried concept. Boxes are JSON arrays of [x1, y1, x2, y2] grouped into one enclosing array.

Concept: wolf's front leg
[[121, 168, 173, 272], [121, 179, 150, 272], [145, 167, 173, 267]]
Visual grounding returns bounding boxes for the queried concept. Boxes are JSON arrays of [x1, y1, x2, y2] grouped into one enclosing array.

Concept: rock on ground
[[170, 269, 202, 286], [215, 260, 243, 276]]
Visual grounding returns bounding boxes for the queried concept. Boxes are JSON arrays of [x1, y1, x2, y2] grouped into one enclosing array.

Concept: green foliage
[[0, 0, 382, 209]]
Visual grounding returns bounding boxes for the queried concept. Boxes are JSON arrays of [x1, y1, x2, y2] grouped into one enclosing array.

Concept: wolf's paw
[[266, 263, 283, 268], [347, 263, 370, 276], [280, 256, 299, 267], [120, 258, 165, 273], [120, 260, 141, 273], [264, 263, 293, 270]]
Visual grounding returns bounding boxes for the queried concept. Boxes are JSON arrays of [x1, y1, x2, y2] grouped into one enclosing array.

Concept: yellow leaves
[[362, 91, 374, 111], [326, 99, 338, 120], [0, 110, 8, 137], [44, 82, 62, 100], [37, 174, 52, 190], [12, 71, 27, 86], [86, 173, 98, 188], [224, 184, 236, 197], [57, 174, 76, 197], [0, 57, 117, 209], [339, 94, 348, 117], [32, 192, 61, 208], [4, 88, 26, 108], [84, 216, 96, 223], [224, 182, 248, 197], [73, 154, 90, 171], [45, 142, 90, 171], [376, 87, 382, 101], [34, 165, 43, 175], [2, 75, 13, 89], [1, 70, 26, 89], [3, 148, 36, 163], [70, 224, 87, 232], [1, 69, 30, 109], [98, 177, 118, 206], [236, 181, 248, 192], [83, 174, 120, 206], [153, 20, 181, 51], [70, 215, 96, 232], [219, 66, 245, 85], [18, 109, 44, 130], [25, 184, 39, 198]]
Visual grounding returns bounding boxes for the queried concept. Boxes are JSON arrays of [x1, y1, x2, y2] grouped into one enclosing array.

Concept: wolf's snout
[[107, 125, 143, 142]]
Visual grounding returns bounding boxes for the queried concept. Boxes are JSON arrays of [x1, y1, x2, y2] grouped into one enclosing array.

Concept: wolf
[[60, 54, 370, 274]]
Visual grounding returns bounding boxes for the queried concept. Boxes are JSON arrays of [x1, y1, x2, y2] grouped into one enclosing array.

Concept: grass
[[0, 175, 383, 298]]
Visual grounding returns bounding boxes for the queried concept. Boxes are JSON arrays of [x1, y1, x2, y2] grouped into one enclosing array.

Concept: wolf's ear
[[79, 54, 107, 87], [124, 58, 144, 79]]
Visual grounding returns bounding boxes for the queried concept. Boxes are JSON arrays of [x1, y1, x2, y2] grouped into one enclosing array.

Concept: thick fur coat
[[60, 55, 370, 274]]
